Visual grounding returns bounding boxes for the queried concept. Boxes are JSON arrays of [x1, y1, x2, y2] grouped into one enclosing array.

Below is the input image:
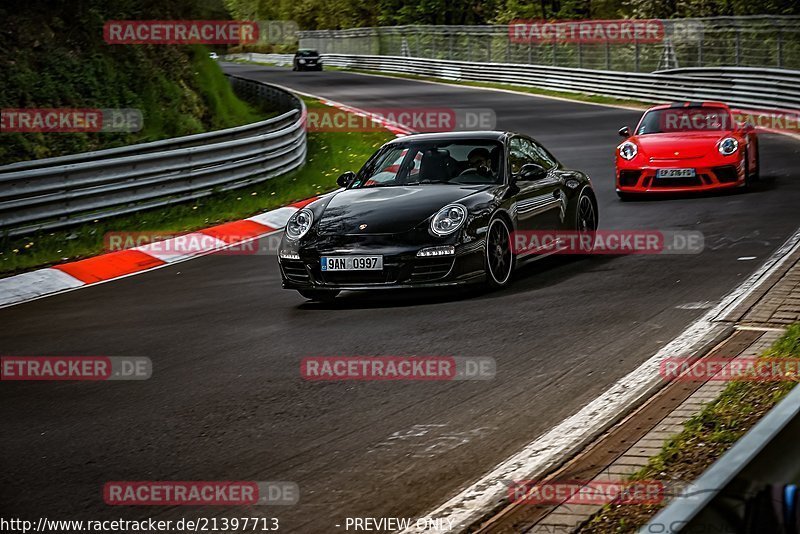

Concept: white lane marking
[[248, 206, 298, 228], [0, 268, 84, 307], [735, 325, 788, 332], [737, 256, 757, 261], [134, 233, 228, 263], [675, 301, 715, 310], [400, 226, 800, 533]]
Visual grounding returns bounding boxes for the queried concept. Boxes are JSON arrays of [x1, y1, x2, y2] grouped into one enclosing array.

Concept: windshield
[[636, 107, 734, 135], [350, 140, 503, 188], [297, 50, 319, 57]]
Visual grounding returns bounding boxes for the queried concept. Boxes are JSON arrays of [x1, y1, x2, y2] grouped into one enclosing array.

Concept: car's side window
[[527, 140, 557, 169], [509, 137, 555, 174], [508, 138, 534, 175]]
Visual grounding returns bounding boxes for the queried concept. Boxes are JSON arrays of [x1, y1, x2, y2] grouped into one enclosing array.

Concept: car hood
[[634, 132, 730, 159], [317, 185, 484, 235]]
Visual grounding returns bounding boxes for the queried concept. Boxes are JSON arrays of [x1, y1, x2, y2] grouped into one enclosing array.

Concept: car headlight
[[286, 208, 313, 240], [431, 204, 467, 236], [299, 59, 306, 64], [718, 137, 739, 156], [618, 141, 638, 160]]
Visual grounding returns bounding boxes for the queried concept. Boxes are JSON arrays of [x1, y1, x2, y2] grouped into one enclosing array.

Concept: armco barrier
[[318, 54, 800, 112], [0, 75, 306, 237]]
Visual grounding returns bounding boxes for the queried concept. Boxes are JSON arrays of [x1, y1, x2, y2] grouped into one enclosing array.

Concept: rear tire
[[484, 216, 514, 289], [298, 289, 339, 302]]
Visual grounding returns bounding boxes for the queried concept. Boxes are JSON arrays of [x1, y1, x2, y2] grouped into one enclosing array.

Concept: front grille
[[618, 170, 641, 187], [320, 271, 395, 285], [281, 260, 309, 282], [713, 165, 739, 183], [651, 176, 703, 188], [410, 257, 455, 282]]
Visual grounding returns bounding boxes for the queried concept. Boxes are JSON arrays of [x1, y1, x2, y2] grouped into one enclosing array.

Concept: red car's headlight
[[618, 141, 638, 160]]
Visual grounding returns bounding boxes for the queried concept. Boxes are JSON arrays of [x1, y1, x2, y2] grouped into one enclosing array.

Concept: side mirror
[[518, 163, 547, 181], [618, 126, 630, 138], [337, 171, 356, 188]]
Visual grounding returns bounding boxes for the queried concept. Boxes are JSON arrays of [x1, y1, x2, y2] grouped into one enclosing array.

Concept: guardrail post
[[735, 29, 741, 66], [528, 40, 532, 64], [448, 32, 453, 60]]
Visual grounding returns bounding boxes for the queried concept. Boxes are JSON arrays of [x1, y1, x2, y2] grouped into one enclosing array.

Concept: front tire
[[298, 289, 339, 302], [576, 190, 598, 253], [484, 216, 514, 289]]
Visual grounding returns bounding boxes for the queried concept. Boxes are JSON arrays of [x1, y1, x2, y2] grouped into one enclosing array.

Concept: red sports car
[[615, 101, 759, 199]]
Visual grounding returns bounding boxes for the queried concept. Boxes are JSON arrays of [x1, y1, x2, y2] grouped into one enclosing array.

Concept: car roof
[[646, 101, 731, 112], [384, 131, 511, 144]]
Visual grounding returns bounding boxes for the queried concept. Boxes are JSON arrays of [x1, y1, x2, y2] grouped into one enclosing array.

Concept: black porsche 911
[[278, 131, 598, 301]]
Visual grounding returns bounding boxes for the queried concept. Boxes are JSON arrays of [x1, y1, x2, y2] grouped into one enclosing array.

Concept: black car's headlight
[[431, 204, 467, 236], [286, 208, 314, 240], [718, 137, 738, 156]]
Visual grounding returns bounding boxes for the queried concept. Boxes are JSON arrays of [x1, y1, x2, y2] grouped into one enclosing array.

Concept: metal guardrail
[[643, 383, 800, 533], [311, 54, 800, 112], [298, 16, 800, 72], [0, 76, 307, 238]]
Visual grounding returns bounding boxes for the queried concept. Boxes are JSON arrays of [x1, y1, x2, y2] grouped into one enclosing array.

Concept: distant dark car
[[292, 49, 322, 71], [278, 131, 598, 301]]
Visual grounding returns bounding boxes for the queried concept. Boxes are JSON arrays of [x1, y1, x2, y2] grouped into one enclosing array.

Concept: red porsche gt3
[[615, 101, 759, 199]]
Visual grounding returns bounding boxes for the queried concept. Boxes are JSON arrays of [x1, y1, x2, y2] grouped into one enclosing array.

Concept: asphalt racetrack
[[2, 64, 799, 532]]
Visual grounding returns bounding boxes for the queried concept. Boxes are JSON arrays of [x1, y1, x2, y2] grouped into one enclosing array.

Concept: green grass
[[0, 98, 392, 275], [580, 323, 800, 533]]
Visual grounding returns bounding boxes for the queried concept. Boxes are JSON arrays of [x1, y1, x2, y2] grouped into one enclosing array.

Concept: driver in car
[[463, 147, 493, 177]]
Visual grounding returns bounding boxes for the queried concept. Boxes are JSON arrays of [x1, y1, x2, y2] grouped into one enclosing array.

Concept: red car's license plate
[[657, 168, 696, 178]]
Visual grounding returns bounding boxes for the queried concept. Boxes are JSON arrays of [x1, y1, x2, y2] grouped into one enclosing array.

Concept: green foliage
[[223, 0, 799, 30], [0, 0, 262, 164]]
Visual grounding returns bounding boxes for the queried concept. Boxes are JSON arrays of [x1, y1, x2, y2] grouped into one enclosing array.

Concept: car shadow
[[296, 254, 619, 310], [619, 177, 776, 202]]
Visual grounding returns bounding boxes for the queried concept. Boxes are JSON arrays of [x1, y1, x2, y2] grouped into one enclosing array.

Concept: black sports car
[[278, 131, 598, 301], [292, 49, 322, 71]]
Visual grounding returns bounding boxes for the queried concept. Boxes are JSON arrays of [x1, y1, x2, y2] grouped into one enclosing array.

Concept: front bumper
[[279, 239, 485, 290], [616, 160, 745, 194]]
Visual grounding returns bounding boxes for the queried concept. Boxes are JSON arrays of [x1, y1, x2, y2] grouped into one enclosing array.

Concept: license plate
[[321, 256, 383, 271], [657, 168, 696, 178]]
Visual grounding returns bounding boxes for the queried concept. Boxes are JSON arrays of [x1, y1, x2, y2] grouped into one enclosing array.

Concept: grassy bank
[[0, 2, 264, 165], [0, 98, 392, 275], [581, 323, 800, 532]]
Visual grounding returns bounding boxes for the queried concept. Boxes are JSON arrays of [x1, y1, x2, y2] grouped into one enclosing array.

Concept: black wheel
[[291, 63, 298, 71], [315, 65, 323, 71], [751, 146, 760, 181], [484, 216, 514, 289], [298, 289, 339, 302], [576, 190, 598, 253], [744, 148, 753, 188]]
